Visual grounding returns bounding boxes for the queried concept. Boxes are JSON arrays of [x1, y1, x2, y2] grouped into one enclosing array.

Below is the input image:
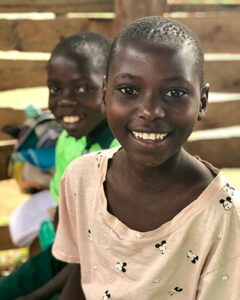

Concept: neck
[[120, 149, 189, 191]]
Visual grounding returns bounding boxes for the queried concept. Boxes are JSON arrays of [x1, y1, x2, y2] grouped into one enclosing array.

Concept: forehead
[[48, 51, 94, 78], [109, 40, 199, 84]]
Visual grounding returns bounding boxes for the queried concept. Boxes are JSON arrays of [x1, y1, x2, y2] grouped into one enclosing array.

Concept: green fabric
[[50, 131, 87, 204], [50, 127, 118, 204], [39, 220, 56, 250], [49, 294, 60, 300], [0, 246, 66, 300], [85, 123, 117, 151], [110, 138, 120, 148]]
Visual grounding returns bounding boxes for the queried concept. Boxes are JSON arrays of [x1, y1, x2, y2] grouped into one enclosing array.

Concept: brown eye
[[49, 85, 60, 95], [75, 85, 89, 93], [119, 87, 139, 95], [165, 89, 186, 98]]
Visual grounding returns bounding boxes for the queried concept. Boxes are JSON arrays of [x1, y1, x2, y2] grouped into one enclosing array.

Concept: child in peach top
[[53, 16, 240, 299]]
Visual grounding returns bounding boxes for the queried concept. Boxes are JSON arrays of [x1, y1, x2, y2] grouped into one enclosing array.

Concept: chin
[[65, 129, 83, 139], [71, 134, 82, 139]]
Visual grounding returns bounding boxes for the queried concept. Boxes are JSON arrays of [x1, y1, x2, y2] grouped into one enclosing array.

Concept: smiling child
[[53, 17, 240, 300], [48, 33, 118, 205]]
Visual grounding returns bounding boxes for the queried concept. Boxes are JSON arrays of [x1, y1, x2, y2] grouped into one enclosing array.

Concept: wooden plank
[[0, 226, 17, 250], [28, 237, 42, 258], [0, 18, 112, 52], [205, 60, 240, 92], [0, 15, 239, 53], [0, 108, 26, 140], [195, 100, 240, 131], [0, 144, 14, 180], [174, 15, 240, 54], [1, 59, 240, 92], [168, 4, 240, 13], [0, 15, 239, 54], [184, 137, 240, 168], [113, 0, 167, 36], [0, 0, 114, 13], [0, 60, 47, 91]]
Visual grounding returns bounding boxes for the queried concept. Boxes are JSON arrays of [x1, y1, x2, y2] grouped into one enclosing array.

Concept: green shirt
[[50, 126, 118, 204]]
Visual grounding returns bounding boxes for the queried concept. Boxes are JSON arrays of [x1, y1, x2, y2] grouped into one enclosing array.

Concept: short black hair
[[49, 32, 111, 75], [106, 16, 204, 87]]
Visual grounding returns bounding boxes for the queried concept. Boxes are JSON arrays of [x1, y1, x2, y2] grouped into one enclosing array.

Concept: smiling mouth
[[132, 131, 168, 141], [62, 115, 80, 124]]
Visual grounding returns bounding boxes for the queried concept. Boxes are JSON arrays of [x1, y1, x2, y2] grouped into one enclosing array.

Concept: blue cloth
[[18, 146, 56, 170]]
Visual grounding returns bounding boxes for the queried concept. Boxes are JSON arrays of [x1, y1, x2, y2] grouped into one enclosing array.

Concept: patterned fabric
[[53, 147, 240, 300]]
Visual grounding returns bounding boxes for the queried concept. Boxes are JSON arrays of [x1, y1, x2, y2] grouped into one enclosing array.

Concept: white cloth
[[9, 190, 57, 247]]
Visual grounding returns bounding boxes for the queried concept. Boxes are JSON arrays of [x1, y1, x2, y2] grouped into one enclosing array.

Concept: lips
[[132, 130, 168, 141]]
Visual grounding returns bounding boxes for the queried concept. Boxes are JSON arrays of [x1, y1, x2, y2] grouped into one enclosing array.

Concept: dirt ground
[[0, 179, 29, 276]]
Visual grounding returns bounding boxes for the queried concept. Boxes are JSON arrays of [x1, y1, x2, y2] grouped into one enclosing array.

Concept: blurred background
[[0, 0, 239, 275]]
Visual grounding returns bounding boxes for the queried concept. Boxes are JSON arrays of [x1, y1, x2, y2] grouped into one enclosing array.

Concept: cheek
[[170, 104, 199, 126], [105, 91, 130, 120], [48, 99, 57, 112], [106, 101, 126, 127], [81, 99, 100, 118]]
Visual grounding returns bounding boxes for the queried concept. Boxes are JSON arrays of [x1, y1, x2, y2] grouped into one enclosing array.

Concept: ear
[[101, 76, 107, 115], [198, 83, 209, 121]]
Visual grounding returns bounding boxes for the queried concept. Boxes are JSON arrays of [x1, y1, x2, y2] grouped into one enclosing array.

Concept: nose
[[57, 87, 78, 107], [58, 98, 77, 107], [137, 92, 165, 121]]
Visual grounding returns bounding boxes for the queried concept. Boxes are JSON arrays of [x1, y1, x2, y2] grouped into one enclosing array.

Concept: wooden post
[[113, 0, 167, 36], [0, 226, 18, 251]]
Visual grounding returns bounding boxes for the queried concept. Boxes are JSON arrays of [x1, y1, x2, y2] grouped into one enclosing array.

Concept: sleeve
[[197, 255, 240, 299], [52, 168, 80, 263], [49, 130, 66, 204], [109, 138, 120, 148]]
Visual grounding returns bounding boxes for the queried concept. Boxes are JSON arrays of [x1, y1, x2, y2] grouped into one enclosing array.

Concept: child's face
[[48, 52, 105, 139], [103, 40, 208, 167]]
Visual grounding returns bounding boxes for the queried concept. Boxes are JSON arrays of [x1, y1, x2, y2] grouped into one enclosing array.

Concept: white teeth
[[132, 131, 167, 140], [149, 133, 155, 140], [63, 116, 80, 123]]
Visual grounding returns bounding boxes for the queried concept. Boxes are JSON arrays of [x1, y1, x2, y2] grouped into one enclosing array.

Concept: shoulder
[[220, 180, 240, 217], [56, 130, 84, 150], [63, 146, 120, 179], [56, 130, 67, 148], [200, 176, 240, 276], [199, 170, 240, 227]]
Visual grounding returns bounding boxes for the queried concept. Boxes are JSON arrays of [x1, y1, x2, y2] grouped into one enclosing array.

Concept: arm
[[16, 263, 77, 300], [60, 264, 86, 300]]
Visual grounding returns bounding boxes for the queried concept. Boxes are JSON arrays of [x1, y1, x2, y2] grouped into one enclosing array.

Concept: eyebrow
[[113, 73, 192, 85], [113, 73, 141, 81], [161, 76, 192, 84]]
